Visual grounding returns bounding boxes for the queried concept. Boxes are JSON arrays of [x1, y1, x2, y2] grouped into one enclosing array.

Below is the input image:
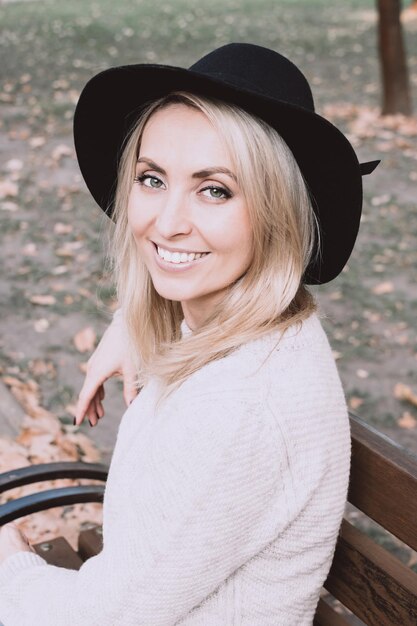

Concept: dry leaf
[[5, 159, 23, 172], [64, 433, 102, 463], [397, 412, 417, 429], [394, 383, 417, 408], [65, 403, 78, 417], [21, 243, 38, 256], [28, 359, 56, 379], [51, 144, 73, 162], [73, 327, 97, 353], [0, 180, 18, 199], [349, 396, 364, 410], [29, 294, 56, 306], [53, 222, 73, 235], [1, 201, 19, 211], [1, 355, 103, 547], [33, 318, 50, 333], [329, 290, 342, 301], [51, 265, 69, 275], [356, 369, 369, 379], [29, 136, 45, 148], [55, 241, 83, 257], [372, 281, 394, 295]]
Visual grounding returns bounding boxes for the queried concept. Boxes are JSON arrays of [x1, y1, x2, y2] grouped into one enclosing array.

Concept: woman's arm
[[0, 387, 290, 626], [75, 308, 138, 427]]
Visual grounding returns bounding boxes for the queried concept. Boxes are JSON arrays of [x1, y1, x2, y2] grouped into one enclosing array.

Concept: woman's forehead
[[138, 103, 235, 172]]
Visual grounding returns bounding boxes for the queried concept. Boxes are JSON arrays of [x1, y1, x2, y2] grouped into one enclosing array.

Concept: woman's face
[[127, 103, 254, 330]]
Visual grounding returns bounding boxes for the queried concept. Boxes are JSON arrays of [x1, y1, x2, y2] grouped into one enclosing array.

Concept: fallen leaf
[[1, 201, 19, 211], [356, 369, 369, 379], [394, 383, 417, 408], [65, 403, 77, 417], [21, 243, 38, 256], [53, 222, 73, 235], [29, 136, 45, 148], [73, 327, 97, 353], [0, 180, 18, 199], [51, 144, 73, 162], [372, 281, 394, 295], [55, 241, 83, 257], [349, 396, 364, 410], [29, 294, 56, 306], [28, 359, 56, 379], [329, 290, 342, 301], [51, 265, 69, 275], [33, 318, 50, 333], [371, 194, 391, 206], [5, 159, 23, 172], [397, 411, 417, 429]]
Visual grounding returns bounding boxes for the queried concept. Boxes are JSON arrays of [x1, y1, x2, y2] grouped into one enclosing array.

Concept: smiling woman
[[111, 91, 318, 398], [0, 43, 379, 626]]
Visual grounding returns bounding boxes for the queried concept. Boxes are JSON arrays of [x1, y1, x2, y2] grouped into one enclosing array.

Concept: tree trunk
[[377, 0, 412, 115]]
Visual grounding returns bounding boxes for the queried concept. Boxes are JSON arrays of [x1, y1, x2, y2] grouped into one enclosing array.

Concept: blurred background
[[0, 0, 416, 549]]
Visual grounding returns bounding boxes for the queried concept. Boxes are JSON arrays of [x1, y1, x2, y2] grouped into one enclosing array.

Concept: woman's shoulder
[[178, 312, 335, 397]]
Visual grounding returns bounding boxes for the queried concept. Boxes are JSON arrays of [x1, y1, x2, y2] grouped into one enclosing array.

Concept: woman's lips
[[152, 242, 211, 272]]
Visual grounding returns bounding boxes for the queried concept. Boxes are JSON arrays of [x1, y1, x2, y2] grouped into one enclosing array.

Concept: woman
[[0, 43, 379, 625]]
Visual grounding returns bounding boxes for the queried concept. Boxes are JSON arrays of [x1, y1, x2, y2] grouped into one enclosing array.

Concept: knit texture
[[0, 313, 351, 625]]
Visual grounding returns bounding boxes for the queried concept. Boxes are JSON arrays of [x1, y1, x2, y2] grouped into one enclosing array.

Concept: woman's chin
[[151, 282, 202, 304]]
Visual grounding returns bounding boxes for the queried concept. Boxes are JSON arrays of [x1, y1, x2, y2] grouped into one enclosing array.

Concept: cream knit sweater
[[0, 313, 351, 625]]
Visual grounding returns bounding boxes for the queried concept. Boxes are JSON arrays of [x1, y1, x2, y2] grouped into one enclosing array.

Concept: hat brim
[[74, 63, 363, 285]]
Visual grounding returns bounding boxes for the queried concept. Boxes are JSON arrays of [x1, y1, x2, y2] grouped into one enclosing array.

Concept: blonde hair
[[109, 91, 320, 403]]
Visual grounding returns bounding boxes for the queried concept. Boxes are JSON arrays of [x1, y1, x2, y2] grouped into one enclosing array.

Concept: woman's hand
[[74, 312, 138, 427], [0, 522, 37, 566]]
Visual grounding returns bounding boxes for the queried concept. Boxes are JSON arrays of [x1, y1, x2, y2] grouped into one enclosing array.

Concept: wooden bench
[[1, 413, 416, 625]]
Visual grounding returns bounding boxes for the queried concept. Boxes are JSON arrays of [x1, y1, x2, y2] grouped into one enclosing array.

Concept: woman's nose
[[154, 190, 192, 238]]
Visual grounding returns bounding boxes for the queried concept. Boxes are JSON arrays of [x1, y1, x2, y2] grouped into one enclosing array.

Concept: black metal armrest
[[0, 461, 109, 525]]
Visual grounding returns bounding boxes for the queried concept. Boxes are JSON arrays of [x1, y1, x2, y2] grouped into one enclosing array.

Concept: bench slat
[[32, 537, 84, 570], [349, 414, 417, 553], [313, 596, 355, 625], [324, 519, 417, 625], [78, 525, 103, 561]]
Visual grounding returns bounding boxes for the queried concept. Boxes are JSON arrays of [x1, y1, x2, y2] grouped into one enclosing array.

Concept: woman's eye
[[134, 174, 164, 189], [200, 186, 231, 200]]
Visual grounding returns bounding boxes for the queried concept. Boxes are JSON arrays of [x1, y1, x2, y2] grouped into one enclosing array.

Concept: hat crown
[[190, 43, 315, 112]]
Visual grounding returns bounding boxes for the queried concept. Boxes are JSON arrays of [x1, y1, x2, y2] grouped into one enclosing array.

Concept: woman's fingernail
[[89, 419, 93, 427], [73, 418, 76, 426]]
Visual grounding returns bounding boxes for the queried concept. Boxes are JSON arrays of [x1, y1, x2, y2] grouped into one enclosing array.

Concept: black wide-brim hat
[[73, 42, 380, 284]]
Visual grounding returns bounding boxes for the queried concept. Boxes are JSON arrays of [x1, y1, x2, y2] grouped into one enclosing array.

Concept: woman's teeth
[[157, 246, 209, 264]]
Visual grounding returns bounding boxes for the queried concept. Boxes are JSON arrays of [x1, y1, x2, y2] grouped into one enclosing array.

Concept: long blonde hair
[[109, 91, 320, 402]]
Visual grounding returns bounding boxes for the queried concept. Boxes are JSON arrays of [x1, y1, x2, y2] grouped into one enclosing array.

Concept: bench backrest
[[314, 412, 417, 626]]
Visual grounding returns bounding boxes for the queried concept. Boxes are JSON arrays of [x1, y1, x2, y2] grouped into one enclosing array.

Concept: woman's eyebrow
[[137, 157, 237, 183], [192, 167, 237, 183]]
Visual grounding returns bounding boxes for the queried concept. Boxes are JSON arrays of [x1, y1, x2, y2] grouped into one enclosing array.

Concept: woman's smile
[[152, 240, 212, 272]]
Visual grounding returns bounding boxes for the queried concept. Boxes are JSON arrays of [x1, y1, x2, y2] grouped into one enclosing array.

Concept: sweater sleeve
[[0, 386, 291, 626]]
